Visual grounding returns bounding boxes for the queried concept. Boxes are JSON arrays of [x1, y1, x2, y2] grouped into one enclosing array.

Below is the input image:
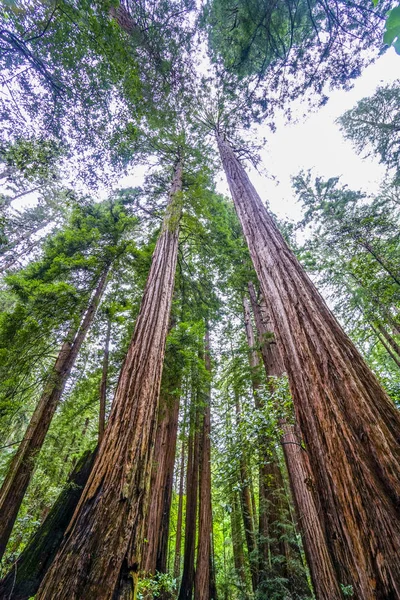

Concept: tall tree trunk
[[370, 322, 400, 370], [248, 282, 283, 379], [194, 329, 213, 600], [249, 282, 339, 598], [174, 435, 186, 580], [0, 449, 96, 600], [0, 264, 109, 562], [99, 316, 112, 445], [178, 394, 200, 600], [243, 294, 291, 591], [110, 3, 162, 69], [36, 159, 183, 600], [280, 421, 342, 599], [155, 388, 181, 575], [142, 370, 181, 575], [209, 533, 218, 600], [376, 323, 400, 360], [359, 239, 400, 287], [218, 133, 400, 598], [242, 295, 269, 583]]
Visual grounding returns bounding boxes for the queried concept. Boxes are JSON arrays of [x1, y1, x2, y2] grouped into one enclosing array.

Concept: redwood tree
[[217, 133, 400, 598], [243, 291, 309, 597], [36, 158, 183, 600], [280, 421, 342, 599], [142, 348, 182, 575], [249, 281, 342, 598]]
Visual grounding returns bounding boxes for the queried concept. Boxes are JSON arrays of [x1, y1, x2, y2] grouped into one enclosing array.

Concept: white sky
[[213, 48, 400, 222]]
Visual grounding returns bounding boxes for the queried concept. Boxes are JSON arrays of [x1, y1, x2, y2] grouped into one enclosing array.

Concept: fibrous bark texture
[[218, 133, 400, 599], [0, 449, 96, 600], [194, 329, 213, 600], [249, 285, 332, 597], [248, 281, 283, 379], [36, 160, 183, 600], [280, 421, 342, 599], [0, 265, 109, 562], [142, 376, 181, 574], [243, 293, 302, 593]]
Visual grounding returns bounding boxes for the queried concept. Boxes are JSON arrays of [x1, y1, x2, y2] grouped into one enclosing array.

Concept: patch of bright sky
[[213, 48, 399, 223]]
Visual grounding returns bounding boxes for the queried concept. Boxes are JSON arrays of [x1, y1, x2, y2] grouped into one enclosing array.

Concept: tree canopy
[[1, 1, 400, 599]]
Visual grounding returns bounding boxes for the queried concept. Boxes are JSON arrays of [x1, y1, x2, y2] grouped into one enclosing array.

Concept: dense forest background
[[0, 1, 400, 599]]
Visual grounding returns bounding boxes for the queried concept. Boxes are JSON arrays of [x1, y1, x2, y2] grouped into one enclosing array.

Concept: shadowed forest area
[[0, 1, 400, 598]]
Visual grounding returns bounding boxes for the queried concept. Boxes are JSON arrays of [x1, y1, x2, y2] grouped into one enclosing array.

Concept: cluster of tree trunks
[[242, 291, 310, 597], [35, 159, 183, 599], [0, 167, 216, 600], [217, 132, 400, 599], [178, 328, 216, 600], [142, 361, 182, 575], [248, 281, 342, 599], [2, 134, 400, 600]]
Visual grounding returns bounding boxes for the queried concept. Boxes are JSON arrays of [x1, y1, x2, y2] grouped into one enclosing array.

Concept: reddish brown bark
[[194, 329, 213, 600], [178, 397, 200, 600], [281, 421, 342, 599], [377, 323, 400, 360], [0, 265, 109, 562], [36, 160, 183, 600], [218, 133, 400, 598], [155, 392, 180, 574], [99, 316, 112, 445], [249, 283, 338, 597], [248, 282, 283, 379], [243, 294, 290, 588], [142, 378, 181, 575]]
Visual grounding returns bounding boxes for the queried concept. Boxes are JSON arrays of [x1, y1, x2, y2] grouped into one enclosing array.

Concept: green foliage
[[201, 0, 390, 127], [0, 137, 62, 183], [1, 2, 400, 597], [0, 0, 195, 186], [340, 583, 354, 597], [384, 4, 400, 53], [137, 572, 177, 599], [0, 196, 139, 440], [338, 80, 400, 182]]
